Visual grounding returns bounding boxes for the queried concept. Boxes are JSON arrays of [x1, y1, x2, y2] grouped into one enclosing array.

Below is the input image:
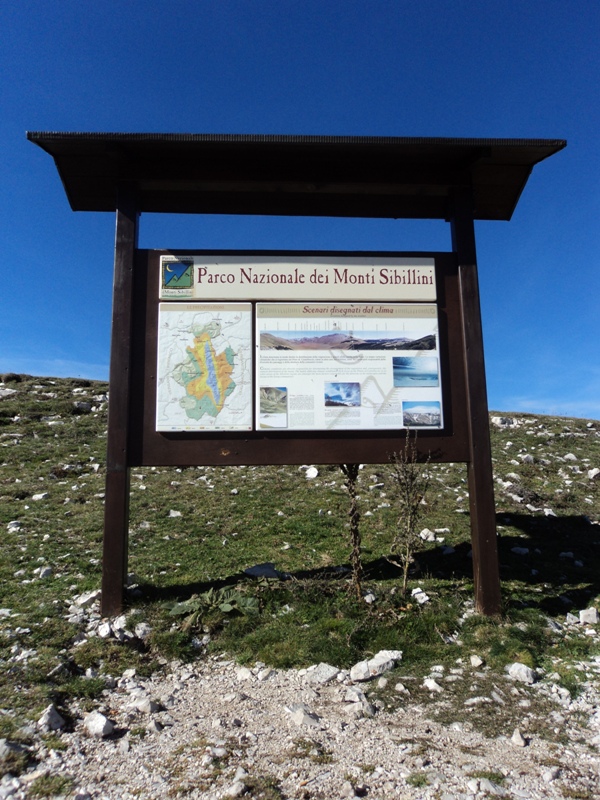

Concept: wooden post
[[451, 187, 501, 616], [101, 183, 139, 616]]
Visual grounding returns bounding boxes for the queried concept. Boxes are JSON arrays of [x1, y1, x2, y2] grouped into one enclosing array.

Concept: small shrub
[[41, 734, 67, 752], [29, 773, 73, 798], [406, 773, 428, 787], [148, 629, 196, 662], [169, 586, 259, 631], [340, 463, 363, 599], [243, 775, 285, 799], [387, 431, 430, 596], [468, 770, 506, 784], [0, 745, 30, 778]]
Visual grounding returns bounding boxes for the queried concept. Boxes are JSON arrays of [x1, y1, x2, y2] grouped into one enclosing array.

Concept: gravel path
[[8, 654, 600, 800]]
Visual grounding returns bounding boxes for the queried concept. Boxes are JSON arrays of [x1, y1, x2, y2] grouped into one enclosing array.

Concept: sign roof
[[28, 132, 565, 221]]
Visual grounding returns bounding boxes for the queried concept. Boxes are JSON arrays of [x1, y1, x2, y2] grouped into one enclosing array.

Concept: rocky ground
[[3, 597, 600, 800], [2, 381, 600, 798]]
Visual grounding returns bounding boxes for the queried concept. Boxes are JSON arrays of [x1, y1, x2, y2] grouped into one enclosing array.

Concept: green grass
[[1, 374, 599, 742], [406, 773, 429, 787], [29, 773, 73, 798]]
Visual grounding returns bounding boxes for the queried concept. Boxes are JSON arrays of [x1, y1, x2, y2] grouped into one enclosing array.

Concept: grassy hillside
[[1, 373, 599, 739]]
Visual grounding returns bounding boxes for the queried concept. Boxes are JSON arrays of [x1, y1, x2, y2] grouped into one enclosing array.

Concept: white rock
[[304, 663, 340, 685], [84, 711, 114, 738], [470, 655, 484, 667], [580, 607, 598, 625], [111, 615, 128, 632], [236, 667, 253, 682], [345, 686, 367, 703], [168, 510, 182, 517], [588, 467, 600, 480], [305, 466, 319, 480], [479, 777, 507, 795], [290, 707, 321, 727], [412, 589, 430, 604], [378, 649, 403, 661], [32, 492, 49, 501], [224, 781, 246, 797], [135, 622, 152, 640], [97, 622, 112, 638], [508, 662, 537, 684], [350, 650, 401, 681], [511, 728, 527, 747], [134, 697, 159, 714], [543, 767, 560, 782], [419, 528, 436, 541], [38, 704, 66, 732], [491, 416, 516, 427], [464, 696, 491, 706], [74, 590, 102, 608], [423, 678, 443, 693], [349, 660, 371, 681]]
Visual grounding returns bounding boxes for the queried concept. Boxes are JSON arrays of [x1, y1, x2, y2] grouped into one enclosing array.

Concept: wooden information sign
[[27, 133, 566, 617]]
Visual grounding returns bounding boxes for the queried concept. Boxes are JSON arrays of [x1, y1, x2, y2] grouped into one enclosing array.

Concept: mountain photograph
[[260, 331, 436, 351]]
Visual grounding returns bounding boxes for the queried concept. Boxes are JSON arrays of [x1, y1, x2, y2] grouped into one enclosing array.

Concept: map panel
[[157, 303, 252, 431]]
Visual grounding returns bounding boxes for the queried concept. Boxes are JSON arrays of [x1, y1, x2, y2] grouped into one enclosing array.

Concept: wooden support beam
[[101, 183, 139, 617], [451, 187, 502, 616]]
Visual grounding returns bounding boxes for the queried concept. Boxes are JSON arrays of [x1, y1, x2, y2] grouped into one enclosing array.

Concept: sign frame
[[127, 249, 470, 467]]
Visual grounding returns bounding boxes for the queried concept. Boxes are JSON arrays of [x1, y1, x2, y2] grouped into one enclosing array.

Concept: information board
[[155, 255, 443, 433], [256, 303, 442, 431]]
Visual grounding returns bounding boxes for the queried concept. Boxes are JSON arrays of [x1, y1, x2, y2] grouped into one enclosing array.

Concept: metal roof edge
[[26, 130, 567, 150]]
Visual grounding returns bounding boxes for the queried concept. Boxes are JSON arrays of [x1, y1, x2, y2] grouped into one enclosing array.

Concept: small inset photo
[[259, 386, 288, 428], [393, 356, 439, 387], [324, 382, 361, 407], [402, 400, 442, 428]]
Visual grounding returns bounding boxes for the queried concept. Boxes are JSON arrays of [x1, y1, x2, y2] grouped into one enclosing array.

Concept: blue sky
[[1, 0, 599, 419]]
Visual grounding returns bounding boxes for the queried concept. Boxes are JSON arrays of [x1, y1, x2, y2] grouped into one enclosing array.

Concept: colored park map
[[156, 304, 252, 431]]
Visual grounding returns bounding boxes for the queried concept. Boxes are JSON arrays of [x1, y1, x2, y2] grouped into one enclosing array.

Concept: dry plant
[[388, 431, 430, 596], [340, 463, 363, 600]]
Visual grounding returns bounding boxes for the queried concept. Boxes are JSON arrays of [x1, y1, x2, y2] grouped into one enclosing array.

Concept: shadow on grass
[[133, 511, 600, 620], [410, 511, 600, 615]]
